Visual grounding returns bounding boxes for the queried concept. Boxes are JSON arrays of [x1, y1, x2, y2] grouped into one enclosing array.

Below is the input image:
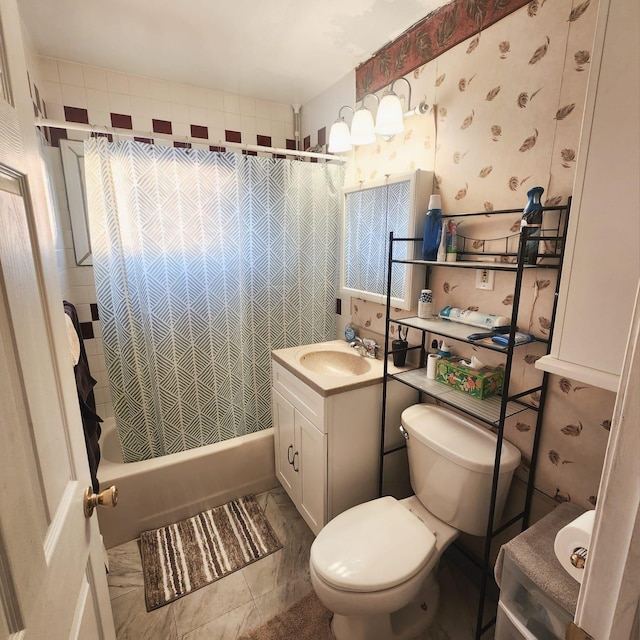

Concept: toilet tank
[[401, 404, 520, 537]]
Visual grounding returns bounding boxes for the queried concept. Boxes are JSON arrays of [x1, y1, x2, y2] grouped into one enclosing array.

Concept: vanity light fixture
[[349, 94, 379, 147], [375, 77, 429, 138], [328, 106, 354, 153]]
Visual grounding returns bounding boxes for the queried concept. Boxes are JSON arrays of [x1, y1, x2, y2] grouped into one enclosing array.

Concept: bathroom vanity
[[271, 340, 417, 535]]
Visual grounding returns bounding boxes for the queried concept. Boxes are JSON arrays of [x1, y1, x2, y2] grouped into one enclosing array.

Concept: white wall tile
[[39, 57, 59, 83], [188, 86, 207, 107], [58, 60, 84, 86], [240, 97, 256, 117], [149, 79, 171, 102], [129, 95, 154, 118], [224, 113, 242, 132], [206, 110, 225, 129], [189, 106, 207, 126], [170, 101, 190, 123], [132, 116, 153, 135], [169, 82, 190, 104], [255, 100, 272, 120], [128, 75, 150, 98], [152, 101, 171, 121], [255, 118, 272, 138], [39, 79, 63, 105], [82, 66, 108, 91], [172, 121, 190, 137], [86, 88, 109, 113], [223, 94, 240, 114], [106, 71, 130, 95], [206, 90, 224, 111], [109, 92, 131, 115], [45, 101, 64, 121], [240, 115, 257, 137], [61, 83, 87, 108]]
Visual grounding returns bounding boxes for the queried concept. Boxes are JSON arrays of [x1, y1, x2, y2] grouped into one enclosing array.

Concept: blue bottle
[[422, 194, 443, 261], [522, 186, 544, 264]]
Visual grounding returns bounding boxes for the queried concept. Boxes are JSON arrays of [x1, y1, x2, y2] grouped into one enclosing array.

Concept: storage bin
[[497, 554, 573, 640], [435, 356, 504, 399]]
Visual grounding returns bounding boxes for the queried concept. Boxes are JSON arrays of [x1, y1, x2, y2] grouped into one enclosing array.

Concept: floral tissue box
[[435, 357, 504, 400]]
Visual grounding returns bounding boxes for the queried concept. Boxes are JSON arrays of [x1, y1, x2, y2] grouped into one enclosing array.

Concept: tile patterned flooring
[[107, 486, 494, 639]]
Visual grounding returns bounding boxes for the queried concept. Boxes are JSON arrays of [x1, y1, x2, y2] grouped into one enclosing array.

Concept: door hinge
[[566, 622, 594, 640]]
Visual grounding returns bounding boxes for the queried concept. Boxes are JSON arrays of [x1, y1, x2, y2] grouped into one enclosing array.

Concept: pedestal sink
[[298, 350, 372, 377]]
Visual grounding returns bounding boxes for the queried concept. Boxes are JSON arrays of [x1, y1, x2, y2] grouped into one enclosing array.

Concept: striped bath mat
[[140, 495, 282, 610]]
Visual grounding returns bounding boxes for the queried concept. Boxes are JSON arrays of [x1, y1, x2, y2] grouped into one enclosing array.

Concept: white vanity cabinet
[[272, 357, 416, 535]]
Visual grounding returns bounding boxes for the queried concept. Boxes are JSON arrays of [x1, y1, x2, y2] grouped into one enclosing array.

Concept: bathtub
[[97, 418, 278, 548]]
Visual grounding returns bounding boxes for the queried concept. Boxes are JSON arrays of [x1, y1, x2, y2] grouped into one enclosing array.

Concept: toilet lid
[[310, 497, 436, 593]]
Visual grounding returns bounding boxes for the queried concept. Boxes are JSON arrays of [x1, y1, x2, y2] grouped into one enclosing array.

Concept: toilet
[[309, 404, 521, 640]]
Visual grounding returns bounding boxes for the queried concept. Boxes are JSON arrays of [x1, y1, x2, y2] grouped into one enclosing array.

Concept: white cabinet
[[272, 358, 417, 535], [272, 388, 327, 533], [536, 0, 639, 392]]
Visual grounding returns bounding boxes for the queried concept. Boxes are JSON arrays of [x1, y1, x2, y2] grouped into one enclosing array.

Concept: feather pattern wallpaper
[[345, 0, 613, 510]]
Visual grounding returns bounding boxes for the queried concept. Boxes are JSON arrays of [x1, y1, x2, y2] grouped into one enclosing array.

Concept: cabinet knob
[[292, 451, 299, 472], [287, 444, 294, 464]]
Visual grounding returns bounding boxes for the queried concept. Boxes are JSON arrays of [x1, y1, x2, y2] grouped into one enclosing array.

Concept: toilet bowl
[[309, 404, 521, 640]]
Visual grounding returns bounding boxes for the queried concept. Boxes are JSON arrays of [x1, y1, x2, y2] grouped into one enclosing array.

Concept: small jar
[[418, 289, 433, 319]]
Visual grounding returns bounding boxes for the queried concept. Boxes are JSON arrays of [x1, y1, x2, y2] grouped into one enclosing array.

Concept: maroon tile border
[[64, 106, 89, 124], [242, 150, 258, 156], [79, 321, 94, 340], [225, 130, 241, 143], [174, 141, 192, 148], [209, 145, 226, 153], [90, 303, 99, 321], [49, 127, 68, 148], [152, 119, 172, 134], [303, 135, 311, 151], [91, 131, 113, 142], [111, 113, 133, 129], [191, 124, 208, 139], [286, 139, 296, 150], [356, 0, 530, 99], [134, 136, 154, 144], [257, 134, 272, 147], [317, 127, 326, 147]]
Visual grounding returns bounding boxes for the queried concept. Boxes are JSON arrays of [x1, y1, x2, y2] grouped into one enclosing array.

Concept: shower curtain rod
[[34, 117, 347, 163]]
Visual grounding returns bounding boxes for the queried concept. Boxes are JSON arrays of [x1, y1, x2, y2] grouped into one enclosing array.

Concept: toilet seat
[[311, 497, 436, 593]]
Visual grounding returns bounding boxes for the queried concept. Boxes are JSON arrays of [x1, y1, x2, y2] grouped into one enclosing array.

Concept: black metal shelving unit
[[378, 202, 571, 640]]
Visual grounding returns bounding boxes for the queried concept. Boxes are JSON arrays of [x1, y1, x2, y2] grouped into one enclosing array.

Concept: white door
[[0, 0, 115, 637]]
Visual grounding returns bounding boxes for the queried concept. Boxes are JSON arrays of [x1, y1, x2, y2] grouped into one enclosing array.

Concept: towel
[[65, 312, 80, 366], [494, 501, 584, 614], [63, 301, 103, 493]]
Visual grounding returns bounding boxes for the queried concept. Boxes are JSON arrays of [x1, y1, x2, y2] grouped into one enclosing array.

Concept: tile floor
[[107, 486, 495, 639]]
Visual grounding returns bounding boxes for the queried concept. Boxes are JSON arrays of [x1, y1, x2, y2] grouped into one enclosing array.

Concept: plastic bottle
[[446, 220, 457, 262], [417, 289, 433, 319], [437, 220, 447, 262], [521, 186, 544, 264], [422, 194, 442, 261]]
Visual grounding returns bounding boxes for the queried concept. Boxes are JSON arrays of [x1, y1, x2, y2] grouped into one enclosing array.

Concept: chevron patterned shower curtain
[[85, 139, 343, 462]]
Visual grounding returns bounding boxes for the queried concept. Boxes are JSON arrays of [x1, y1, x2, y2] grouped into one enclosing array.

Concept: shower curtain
[[85, 138, 343, 462]]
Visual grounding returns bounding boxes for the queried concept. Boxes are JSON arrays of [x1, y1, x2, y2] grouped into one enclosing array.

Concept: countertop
[[271, 339, 405, 397]]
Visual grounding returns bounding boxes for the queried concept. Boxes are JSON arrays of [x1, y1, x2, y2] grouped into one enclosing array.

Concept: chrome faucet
[[349, 337, 379, 359]]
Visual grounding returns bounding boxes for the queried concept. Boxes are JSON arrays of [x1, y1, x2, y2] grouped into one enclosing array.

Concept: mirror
[[59, 139, 92, 265], [340, 170, 432, 310]]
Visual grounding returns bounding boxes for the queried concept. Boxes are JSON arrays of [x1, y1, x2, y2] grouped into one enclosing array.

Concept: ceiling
[[18, 0, 445, 105]]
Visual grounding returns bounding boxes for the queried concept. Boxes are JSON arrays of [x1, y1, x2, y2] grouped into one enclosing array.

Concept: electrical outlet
[[475, 268, 495, 290]]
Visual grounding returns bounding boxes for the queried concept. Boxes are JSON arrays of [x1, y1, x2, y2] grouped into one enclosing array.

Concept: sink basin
[[298, 350, 372, 377]]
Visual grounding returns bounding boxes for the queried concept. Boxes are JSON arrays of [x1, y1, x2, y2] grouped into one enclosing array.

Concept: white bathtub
[[97, 418, 278, 548]]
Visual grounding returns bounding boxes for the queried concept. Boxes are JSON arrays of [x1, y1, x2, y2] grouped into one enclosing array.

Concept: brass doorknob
[[83, 485, 118, 518]]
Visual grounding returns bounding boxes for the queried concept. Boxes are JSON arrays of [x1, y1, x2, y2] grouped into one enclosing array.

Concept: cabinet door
[[297, 411, 327, 534], [272, 389, 298, 501]]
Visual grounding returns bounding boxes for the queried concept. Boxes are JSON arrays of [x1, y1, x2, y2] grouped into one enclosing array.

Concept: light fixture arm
[[389, 77, 412, 110], [337, 105, 354, 122]]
